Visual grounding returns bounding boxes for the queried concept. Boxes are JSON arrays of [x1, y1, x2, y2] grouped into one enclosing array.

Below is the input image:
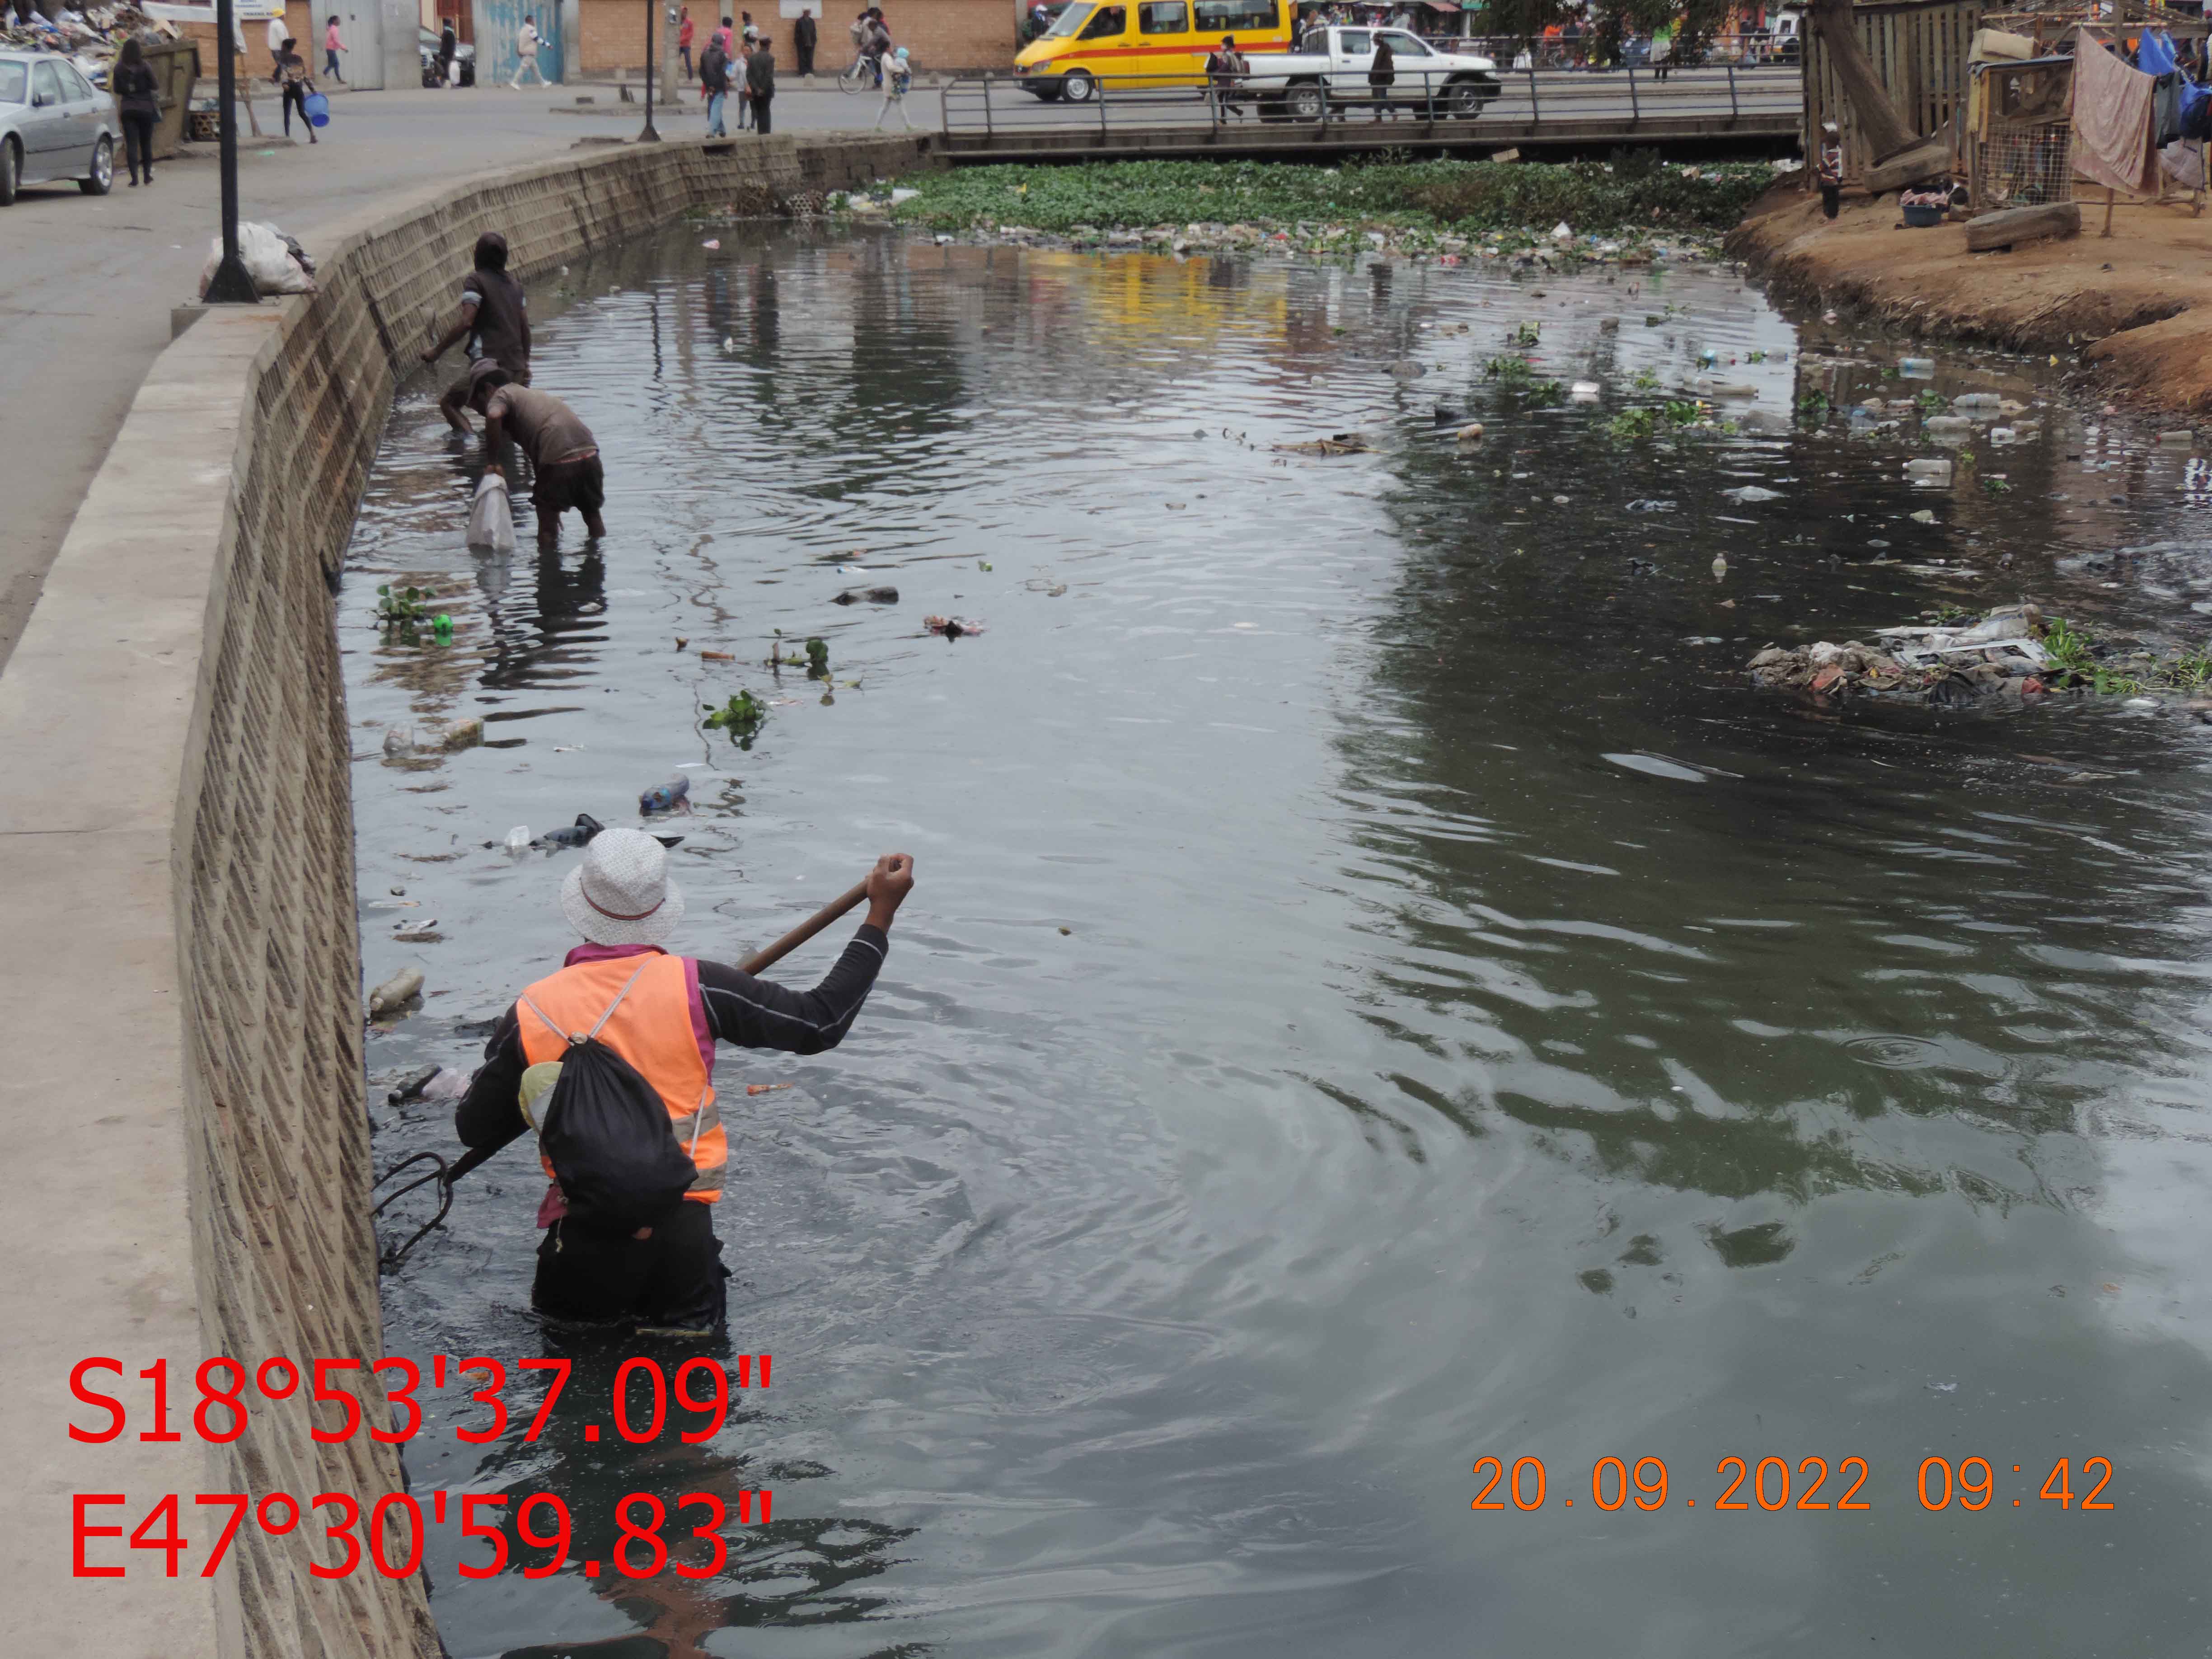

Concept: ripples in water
[[346, 223, 2212, 1658]]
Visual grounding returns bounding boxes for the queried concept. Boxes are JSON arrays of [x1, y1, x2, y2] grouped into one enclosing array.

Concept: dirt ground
[[1726, 181, 2212, 412]]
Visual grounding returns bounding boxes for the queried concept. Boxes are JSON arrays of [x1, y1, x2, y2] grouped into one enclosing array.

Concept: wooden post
[[1808, 0, 1916, 157], [2104, 183, 2115, 236]]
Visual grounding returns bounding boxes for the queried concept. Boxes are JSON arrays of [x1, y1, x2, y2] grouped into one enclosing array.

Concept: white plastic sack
[[197, 220, 316, 298], [468, 472, 517, 554]]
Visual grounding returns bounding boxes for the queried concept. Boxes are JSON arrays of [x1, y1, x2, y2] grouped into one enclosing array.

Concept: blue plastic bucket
[[305, 91, 330, 127]]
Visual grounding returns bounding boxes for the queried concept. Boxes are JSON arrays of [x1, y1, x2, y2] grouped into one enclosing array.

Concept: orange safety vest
[[516, 951, 725, 1203]]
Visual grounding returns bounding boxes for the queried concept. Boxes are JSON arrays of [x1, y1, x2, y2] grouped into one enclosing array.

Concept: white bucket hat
[[560, 827, 685, 946]]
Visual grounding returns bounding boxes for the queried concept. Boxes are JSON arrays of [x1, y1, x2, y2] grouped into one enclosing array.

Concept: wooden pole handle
[[738, 877, 873, 977]]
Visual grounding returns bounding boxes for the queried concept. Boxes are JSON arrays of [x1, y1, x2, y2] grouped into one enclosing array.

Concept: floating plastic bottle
[[503, 825, 532, 853], [640, 773, 692, 814], [1897, 357, 1936, 379], [1950, 392, 2002, 414], [432, 613, 454, 645]]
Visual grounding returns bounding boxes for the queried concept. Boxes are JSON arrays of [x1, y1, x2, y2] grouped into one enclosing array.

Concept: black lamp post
[[203, 0, 258, 303], [639, 0, 662, 140]]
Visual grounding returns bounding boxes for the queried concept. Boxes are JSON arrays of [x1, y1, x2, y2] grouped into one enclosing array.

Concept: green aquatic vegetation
[[1796, 389, 1831, 425], [1485, 354, 1538, 384], [2042, 618, 2094, 677], [1510, 319, 1542, 347], [1982, 477, 2012, 495], [1915, 389, 1947, 414], [2161, 648, 2212, 690], [805, 637, 830, 679], [875, 159, 1778, 238], [703, 689, 766, 741], [376, 584, 433, 624], [1631, 367, 1660, 391], [1604, 400, 1702, 442]]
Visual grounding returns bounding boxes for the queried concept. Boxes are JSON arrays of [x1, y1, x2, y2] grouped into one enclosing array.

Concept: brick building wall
[[577, 0, 647, 71], [182, 1, 323, 83], [580, 0, 1019, 72], [876, 0, 1021, 70]]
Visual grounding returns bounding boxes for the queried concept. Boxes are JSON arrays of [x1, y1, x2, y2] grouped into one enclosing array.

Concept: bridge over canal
[[934, 63, 1803, 162]]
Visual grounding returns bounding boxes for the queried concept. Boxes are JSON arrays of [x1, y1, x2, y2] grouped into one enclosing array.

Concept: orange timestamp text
[[1471, 1455, 2115, 1514]]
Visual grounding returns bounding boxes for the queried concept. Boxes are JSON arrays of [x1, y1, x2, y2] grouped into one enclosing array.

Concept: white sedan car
[[0, 50, 119, 205]]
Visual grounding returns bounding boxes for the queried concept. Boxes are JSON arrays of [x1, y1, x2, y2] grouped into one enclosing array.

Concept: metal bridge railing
[[939, 61, 1801, 141]]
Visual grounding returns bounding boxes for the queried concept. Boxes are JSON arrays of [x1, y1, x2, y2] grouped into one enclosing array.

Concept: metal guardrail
[[940, 62, 1801, 143]]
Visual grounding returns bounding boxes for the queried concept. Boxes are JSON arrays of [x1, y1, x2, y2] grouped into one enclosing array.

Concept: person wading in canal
[[467, 358, 604, 545], [453, 834, 916, 1335], [423, 231, 532, 432]]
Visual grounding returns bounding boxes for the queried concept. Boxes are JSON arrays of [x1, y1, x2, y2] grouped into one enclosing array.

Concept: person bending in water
[[467, 359, 604, 547]]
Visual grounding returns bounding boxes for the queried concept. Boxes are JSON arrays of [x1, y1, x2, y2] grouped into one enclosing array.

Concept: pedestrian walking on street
[[732, 29, 753, 127], [746, 34, 775, 133], [1205, 35, 1245, 121], [439, 20, 458, 84], [425, 231, 533, 431], [112, 36, 159, 185], [512, 14, 548, 86], [265, 10, 287, 63], [1368, 32, 1394, 117], [793, 5, 816, 76], [871, 43, 911, 127], [323, 14, 346, 80], [272, 38, 319, 141], [699, 30, 731, 133], [679, 4, 694, 76]]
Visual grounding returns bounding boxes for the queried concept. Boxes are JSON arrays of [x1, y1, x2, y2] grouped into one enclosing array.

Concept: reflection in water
[[348, 223, 2212, 1658]]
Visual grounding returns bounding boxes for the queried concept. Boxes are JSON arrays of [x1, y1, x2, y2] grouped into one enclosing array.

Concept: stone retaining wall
[[0, 131, 932, 1659]]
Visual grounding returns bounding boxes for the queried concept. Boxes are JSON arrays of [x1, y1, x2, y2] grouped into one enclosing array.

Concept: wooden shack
[[1803, 0, 1986, 178]]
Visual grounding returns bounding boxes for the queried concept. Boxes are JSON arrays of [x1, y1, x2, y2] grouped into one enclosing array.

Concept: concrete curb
[[0, 128, 934, 1659]]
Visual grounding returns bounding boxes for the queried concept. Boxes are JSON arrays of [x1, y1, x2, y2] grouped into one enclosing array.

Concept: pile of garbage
[[1748, 604, 2053, 706], [2, 5, 177, 88]]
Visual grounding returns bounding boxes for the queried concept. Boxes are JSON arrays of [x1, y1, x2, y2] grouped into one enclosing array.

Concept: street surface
[[0, 81, 922, 670]]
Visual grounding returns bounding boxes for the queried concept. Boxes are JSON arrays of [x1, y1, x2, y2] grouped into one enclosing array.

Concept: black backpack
[[519, 966, 698, 1231]]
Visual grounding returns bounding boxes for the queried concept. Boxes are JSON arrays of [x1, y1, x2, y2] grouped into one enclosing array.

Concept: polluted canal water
[[351, 222, 2212, 1657]]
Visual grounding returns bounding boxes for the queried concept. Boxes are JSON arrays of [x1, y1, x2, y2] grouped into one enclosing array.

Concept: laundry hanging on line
[[2072, 30, 2162, 197]]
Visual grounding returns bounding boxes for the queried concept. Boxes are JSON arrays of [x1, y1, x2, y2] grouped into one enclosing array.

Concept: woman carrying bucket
[[272, 37, 320, 143]]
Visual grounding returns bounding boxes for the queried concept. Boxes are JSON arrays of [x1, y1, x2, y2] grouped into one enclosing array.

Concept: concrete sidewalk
[[0, 83, 925, 670]]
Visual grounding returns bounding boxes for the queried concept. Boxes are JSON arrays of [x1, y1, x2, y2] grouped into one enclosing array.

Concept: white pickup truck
[[1242, 26, 1501, 120]]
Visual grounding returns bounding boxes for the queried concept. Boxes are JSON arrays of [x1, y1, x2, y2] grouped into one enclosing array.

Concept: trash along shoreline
[[813, 157, 1786, 265], [1748, 600, 2212, 716], [1724, 181, 2212, 416]]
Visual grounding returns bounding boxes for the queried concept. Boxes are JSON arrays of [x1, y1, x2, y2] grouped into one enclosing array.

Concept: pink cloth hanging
[[2071, 31, 2160, 197]]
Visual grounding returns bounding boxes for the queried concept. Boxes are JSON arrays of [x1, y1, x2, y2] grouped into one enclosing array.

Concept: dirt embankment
[[1725, 182, 2212, 412]]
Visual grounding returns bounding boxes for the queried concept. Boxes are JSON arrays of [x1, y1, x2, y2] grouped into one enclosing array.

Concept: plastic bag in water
[[469, 473, 518, 554]]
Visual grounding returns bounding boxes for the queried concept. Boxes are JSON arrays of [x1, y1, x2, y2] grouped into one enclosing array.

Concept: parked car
[[1243, 25, 1500, 119], [418, 27, 477, 87], [0, 50, 118, 205]]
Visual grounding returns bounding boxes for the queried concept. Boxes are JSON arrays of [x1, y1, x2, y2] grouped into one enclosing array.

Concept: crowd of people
[[688, 3, 910, 132]]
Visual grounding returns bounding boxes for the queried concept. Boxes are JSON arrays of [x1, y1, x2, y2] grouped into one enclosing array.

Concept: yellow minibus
[[1012, 0, 1293, 101]]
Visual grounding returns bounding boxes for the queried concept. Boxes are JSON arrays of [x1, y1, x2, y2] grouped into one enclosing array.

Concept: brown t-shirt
[[462, 268, 530, 379], [484, 386, 596, 469]]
